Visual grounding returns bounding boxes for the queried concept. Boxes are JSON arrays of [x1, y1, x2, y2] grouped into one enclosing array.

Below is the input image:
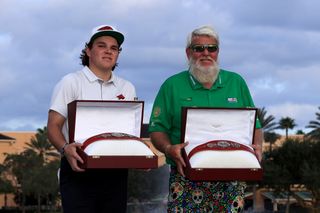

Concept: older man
[[149, 25, 263, 212]]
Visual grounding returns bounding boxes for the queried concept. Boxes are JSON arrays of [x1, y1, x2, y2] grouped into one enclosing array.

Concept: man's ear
[[85, 47, 91, 57]]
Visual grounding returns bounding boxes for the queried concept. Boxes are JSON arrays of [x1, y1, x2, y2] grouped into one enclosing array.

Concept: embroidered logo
[[117, 94, 125, 100], [227, 97, 237, 103], [153, 106, 161, 117]]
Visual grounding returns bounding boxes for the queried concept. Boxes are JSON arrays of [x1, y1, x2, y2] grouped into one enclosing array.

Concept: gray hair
[[186, 25, 220, 48]]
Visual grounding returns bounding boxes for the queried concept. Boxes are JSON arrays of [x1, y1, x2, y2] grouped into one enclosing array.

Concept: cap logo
[[98, 26, 114, 31]]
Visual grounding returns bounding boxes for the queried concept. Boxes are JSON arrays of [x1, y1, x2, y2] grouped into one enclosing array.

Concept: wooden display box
[[181, 107, 262, 181], [68, 100, 158, 169]]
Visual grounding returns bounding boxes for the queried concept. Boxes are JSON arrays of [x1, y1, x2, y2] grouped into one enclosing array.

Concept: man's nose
[[104, 48, 112, 53], [202, 48, 210, 55]]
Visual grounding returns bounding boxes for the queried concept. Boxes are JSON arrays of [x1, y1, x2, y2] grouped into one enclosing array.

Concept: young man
[[47, 25, 136, 213], [149, 25, 263, 212]]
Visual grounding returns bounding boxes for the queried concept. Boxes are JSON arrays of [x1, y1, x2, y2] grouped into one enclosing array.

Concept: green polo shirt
[[149, 69, 261, 165]]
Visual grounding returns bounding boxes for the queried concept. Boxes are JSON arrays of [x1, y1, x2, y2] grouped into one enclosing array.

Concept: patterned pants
[[167, 167, 246, 213]]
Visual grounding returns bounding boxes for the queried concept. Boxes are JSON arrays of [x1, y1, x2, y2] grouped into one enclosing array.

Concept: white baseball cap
[[88, 25, 124, 46]]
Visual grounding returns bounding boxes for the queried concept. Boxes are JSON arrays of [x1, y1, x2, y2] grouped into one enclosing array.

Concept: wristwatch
[[59, 143, 69, 155]]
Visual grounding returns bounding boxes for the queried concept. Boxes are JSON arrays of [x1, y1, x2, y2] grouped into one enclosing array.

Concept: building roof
[[0, 131, 36, 163], [0, 133, 15, 140]]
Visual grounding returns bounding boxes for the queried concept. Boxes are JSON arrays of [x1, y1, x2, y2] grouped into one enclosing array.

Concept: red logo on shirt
[[117, 94, 125, 100]]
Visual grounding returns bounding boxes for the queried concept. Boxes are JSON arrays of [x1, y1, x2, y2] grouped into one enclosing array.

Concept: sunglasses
[[190, 44, 219, 53]]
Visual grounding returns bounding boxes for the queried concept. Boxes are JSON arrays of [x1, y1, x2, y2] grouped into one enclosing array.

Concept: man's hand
[[48, 110, 86, 172], [251, 144, 262, 162], [64, 143, 85, 172], [253, 128, 263, 162], [150, 132, 189, 176], [165, 142, 189, 177]]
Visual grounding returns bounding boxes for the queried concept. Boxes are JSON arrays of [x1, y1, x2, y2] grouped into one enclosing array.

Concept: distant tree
[[262, 139, 304, 213], [264, 131, 281, 154], [3, 149, 42, 213], [296, 130, 305, 135], [25, 127, 59, 162], [257, 107, 277, 132], [0, 164, 14, 209], [3, 127, 60, 213], [277, 117, 297, 139], [300, 139, 320, 213], [262, 138, 320, 213], [257, 107, 279, 153], [306, 106, 320, 141], [26, 159, 60, 213]]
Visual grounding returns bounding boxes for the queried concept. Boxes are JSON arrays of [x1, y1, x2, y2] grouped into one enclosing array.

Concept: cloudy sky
[[0, 0, 319, 134]]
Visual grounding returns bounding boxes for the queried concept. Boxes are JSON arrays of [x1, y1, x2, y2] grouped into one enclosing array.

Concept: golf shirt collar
[[188, 70, 224, 90], [83, 66, 116, 84]]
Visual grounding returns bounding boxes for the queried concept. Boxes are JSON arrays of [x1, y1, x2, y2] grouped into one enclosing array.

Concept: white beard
[[189, 58, 220, 85]]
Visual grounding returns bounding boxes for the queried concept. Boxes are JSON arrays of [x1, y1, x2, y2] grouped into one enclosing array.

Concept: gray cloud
[[0, 0, 319, 133]]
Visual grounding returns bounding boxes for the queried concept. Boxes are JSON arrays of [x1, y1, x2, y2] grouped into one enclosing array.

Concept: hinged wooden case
[[181, 107, 262, 181], [68, 100, 158, 169]]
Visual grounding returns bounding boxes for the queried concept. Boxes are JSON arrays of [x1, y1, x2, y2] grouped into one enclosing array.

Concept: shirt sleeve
[[148, 81, 172, 133], [49, 74, 79, 118]]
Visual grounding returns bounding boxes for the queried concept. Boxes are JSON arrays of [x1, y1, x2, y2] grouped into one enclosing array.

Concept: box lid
[[68, 100, 144, 144]]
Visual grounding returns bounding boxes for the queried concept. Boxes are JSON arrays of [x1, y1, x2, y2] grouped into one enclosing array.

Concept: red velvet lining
[[187, 140, 255, 159]]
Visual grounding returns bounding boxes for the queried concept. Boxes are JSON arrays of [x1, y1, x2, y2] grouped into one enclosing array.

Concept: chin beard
[[189, 58, 220, 84]]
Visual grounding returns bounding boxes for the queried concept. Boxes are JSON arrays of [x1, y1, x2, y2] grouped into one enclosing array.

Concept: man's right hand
[[64, 143, 85, 172]]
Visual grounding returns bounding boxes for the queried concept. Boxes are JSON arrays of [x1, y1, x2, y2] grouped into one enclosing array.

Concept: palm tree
[[305, 106, 320, 141], [257, 107, 277, 132], [278, 117, 297, 140], [257, 107, 279, 153], [19, 127, 60, 212], [0, 165, 14, 209], [3, 149, 42, 213], [25, 127, 59, 162], [254, 107, 280, 212], [264, 132, 281, 153]]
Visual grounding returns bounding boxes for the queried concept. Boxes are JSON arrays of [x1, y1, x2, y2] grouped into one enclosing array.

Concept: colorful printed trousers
[[167, 167, 247, 213]]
